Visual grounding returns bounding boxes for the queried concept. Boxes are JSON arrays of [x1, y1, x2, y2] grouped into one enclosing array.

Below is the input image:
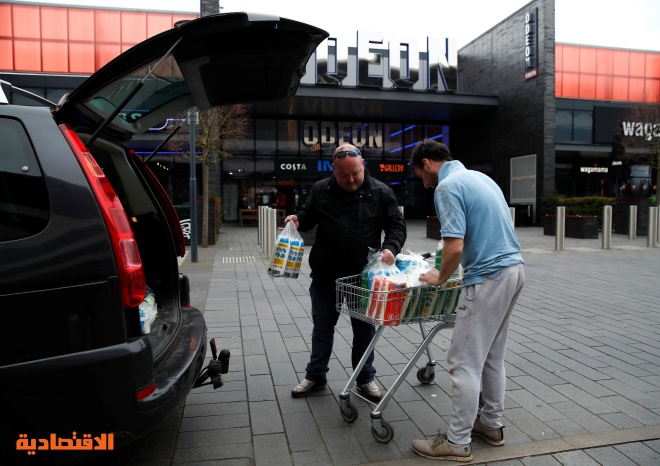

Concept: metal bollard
[[260, 207, 265, 252], [648, 206, 658, 248], [602, 205, 612, 250], [509, 207, 515, 224], [257, 206, 263, 247], [259, 206, 267, 250], [628, 205, 637, 240], [266, 208, 277, 257], [555, 206, 565, 251], [657, 206, 660, 246]]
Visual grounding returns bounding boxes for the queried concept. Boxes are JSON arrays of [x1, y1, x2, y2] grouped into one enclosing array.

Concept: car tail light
[[128, 150, 186, 257], [59, 124, 146, 309], [136, 381, 156, 401]]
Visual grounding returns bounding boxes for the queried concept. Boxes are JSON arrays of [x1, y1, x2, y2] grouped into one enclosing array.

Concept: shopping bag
[[359, 249, 402, 314], [268, 222, 294, 277], [284, 222, 304, 279]]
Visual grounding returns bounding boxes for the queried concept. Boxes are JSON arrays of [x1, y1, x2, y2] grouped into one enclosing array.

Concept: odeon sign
[[300, 31, 457, 92], [302, 121, 383, 148]]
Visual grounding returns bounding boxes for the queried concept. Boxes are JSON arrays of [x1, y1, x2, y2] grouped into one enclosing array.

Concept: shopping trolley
[[335, 274, 464, 443]]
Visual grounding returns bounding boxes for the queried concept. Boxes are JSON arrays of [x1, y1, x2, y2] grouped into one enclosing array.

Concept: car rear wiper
[[86, 37, 182, 149], [0, 79, 56, 109]]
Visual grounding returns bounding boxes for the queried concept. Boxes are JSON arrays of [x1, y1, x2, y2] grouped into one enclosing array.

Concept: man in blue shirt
[[409, 139, 525, 462]]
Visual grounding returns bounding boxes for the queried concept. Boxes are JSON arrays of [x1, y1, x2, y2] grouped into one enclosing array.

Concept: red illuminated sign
[[379, 163, 405, 173]]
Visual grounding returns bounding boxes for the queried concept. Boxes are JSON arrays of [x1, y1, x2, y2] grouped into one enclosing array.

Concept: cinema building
[[1, 0, 658, 224]]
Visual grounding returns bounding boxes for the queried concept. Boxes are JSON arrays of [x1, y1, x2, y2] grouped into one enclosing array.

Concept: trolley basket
[[334, 274, 464, 443]]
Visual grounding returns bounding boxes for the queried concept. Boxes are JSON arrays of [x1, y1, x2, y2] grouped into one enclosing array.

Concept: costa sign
[[301, 31, 457, 91]]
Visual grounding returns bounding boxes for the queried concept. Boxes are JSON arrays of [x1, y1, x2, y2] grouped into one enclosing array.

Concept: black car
[[0, 12, 327, 465]]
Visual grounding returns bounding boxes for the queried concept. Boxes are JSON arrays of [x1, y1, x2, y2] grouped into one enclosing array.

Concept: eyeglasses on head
[[334, 149, 361, 159]]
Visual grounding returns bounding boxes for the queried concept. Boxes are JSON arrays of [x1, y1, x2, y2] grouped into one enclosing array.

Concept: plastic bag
[[268, 222, 304, 278], [284, 224, 304, 279], [139, 286, 158, 334], [359, 249, 404, 325]]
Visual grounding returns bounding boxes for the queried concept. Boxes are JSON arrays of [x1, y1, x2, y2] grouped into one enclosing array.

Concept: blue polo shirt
[[434, 161, 523, 286]]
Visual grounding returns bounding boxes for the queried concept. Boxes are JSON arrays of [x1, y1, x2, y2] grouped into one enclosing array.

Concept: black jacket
[[295, 170, 407, 284]]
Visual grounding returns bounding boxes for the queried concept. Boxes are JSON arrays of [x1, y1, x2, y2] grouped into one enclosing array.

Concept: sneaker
[[355, 381, 383, 401], [412, 430, 473, 462], [291, 379, 327, 398], [471, 416, 505, 446]]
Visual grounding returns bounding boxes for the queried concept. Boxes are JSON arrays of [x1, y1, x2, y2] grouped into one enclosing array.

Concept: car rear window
[[0, 117, 49, 241]]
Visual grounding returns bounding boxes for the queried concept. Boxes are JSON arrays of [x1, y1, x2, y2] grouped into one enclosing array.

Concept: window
[[555, 109, 593, 142], [0, 118, 49, 240]]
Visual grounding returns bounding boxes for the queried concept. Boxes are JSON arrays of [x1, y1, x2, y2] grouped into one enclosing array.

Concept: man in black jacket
[[286, 144, 407, 401]]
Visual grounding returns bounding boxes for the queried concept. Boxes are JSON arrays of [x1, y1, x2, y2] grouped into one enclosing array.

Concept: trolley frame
[[335, 274, 463, 443]]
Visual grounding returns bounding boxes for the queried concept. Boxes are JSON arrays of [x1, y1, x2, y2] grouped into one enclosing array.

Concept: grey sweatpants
[[446, 264, 525, 445]]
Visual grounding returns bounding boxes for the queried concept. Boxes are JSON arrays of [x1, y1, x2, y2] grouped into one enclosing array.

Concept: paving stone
[[599, 395, 660, 425], [551, 371, 616, 397], [291, 449, 333, 465], [511, 361, 567, 386], [179, 413, 250, 432], [399, 400, 445, 436], [552, 450, 601, 465], [509, 375, 569, 404], [176, 427, 251, 449], [172, 443, 253, 464], [614, 441, 660, 466], [521, 454, 563, 465], [247, 374, 276, 401], [506, 389, 565, 422], [282, 411, 325, 452], [320, 425, 369, 465], [551, 384, 617, 415], [598, 368, 660, 395], [249, 402, 284, 437], [584, 445, 638, 465], [244, 355, 270, 376], [504, 407, 560, 441], [183, 401, 249, 418], [550, 401, 617, 434], [270, 361, 299, 387], [600, 411, 641, 434]]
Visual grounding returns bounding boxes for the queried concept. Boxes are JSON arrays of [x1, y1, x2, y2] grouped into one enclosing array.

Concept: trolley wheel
[[340, 400, 358, 423], [417, 366, 435, 384], [371, 419, 394, 443]]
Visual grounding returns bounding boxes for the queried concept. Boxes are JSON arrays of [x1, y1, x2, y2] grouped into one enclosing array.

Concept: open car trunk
[[79, 135, 183, 362]]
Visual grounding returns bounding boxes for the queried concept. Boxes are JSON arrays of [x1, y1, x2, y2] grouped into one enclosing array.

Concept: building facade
[[1, 0, 658, 224]]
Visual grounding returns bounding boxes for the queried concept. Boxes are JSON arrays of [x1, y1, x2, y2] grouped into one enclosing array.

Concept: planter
[[543, 215, 599, 239], [426, 216, 441, 240], [613, 198, 652, 235]]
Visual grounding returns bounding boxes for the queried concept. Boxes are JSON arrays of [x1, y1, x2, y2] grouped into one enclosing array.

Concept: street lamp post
[[189, 110, 198, 263]]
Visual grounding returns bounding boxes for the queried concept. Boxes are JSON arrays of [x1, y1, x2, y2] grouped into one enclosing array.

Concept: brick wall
[[453, 0, 556, 222]]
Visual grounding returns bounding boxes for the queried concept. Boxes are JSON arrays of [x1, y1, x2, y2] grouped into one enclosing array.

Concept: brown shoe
[[412, 430, 473, 462], [471, 416, 505, 446]]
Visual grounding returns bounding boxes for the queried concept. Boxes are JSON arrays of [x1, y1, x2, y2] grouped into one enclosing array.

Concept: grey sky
[[9, 0, 660, 51]]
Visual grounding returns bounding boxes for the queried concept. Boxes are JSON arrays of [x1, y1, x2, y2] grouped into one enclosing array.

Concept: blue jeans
[[305, 280, 377, 384]]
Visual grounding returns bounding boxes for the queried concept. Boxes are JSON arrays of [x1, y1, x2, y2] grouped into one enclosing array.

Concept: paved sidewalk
[[98, 219, 660, 465]]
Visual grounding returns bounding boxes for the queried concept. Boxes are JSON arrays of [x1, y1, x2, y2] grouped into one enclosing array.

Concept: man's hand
[[285, 215, 299, 230], [419, 269, 443, 286], [380, 249, 396, 266]]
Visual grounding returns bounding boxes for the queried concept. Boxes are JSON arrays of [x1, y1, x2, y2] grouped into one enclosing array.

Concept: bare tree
[[170, 104, 250, 246], [617, 100, 660, 205]]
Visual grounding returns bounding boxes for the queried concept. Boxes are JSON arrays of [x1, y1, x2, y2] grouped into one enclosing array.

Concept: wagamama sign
[[622, 121, 660, 141]]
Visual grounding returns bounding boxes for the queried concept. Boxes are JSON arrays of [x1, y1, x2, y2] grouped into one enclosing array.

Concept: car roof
[[55, 12, 328, 142]]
